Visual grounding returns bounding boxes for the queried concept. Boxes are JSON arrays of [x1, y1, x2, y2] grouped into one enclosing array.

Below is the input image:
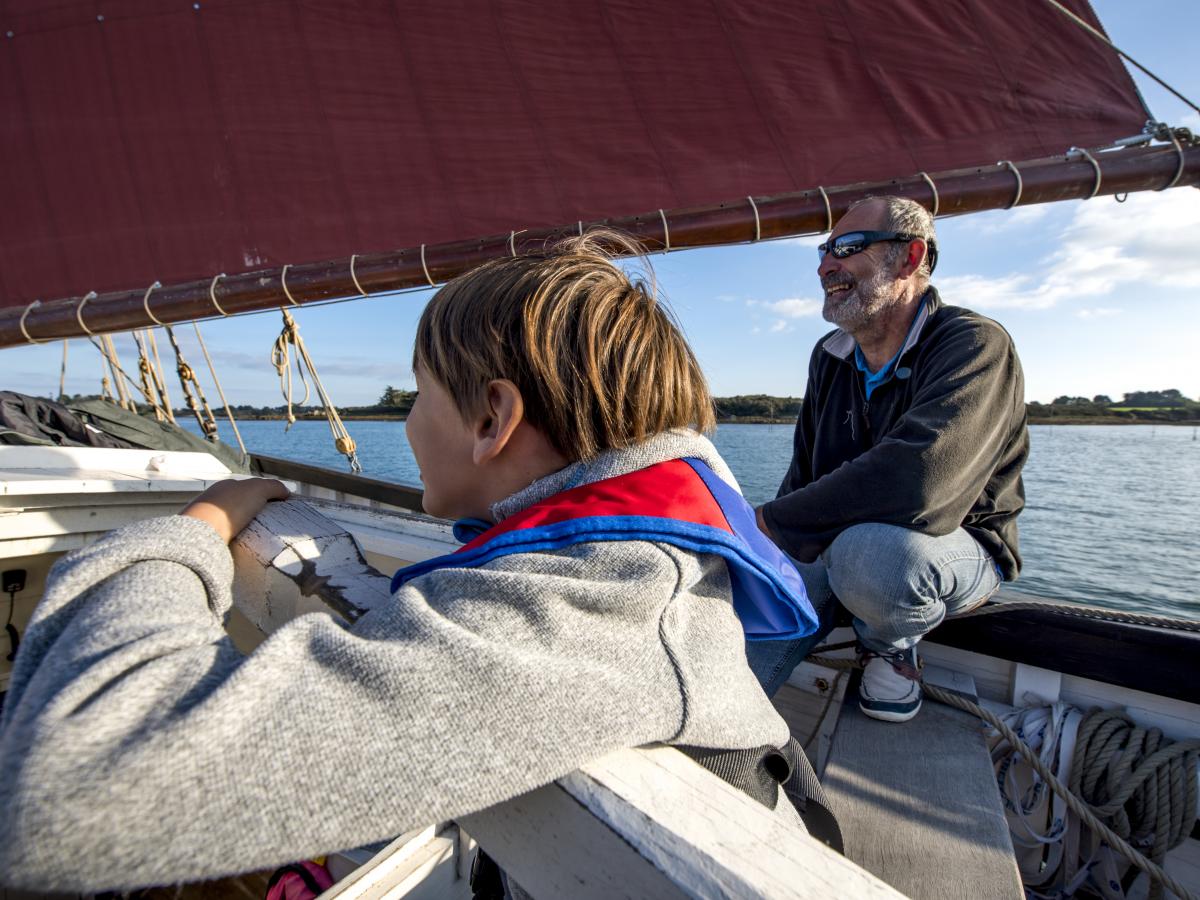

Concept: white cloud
[[942, 189, 1200, 311], [755, 297, 823, 318], [768, 319, 791, 333], [957, 203, 1053, 236], [1075, 307, 1121, 319], [775, 233, 826, 249]]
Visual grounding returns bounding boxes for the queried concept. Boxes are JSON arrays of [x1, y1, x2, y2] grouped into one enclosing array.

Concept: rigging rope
[[132, 330, 170, 423], [89, 336, 135, 413], [1041, 0, 1200, 116], [163, 325, 219, 442], [58, 340, 68, 403], [192, 321, 247, 456], [270, 308, 361, 473], [146, 329, 176, 423], [97, 335, 133, 412]]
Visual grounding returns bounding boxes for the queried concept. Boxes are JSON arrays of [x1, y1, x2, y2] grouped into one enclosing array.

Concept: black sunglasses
[[817, 230, 938, 274]]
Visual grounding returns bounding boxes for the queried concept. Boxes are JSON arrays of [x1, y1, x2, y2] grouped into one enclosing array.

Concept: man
[[749, 195, 1028, 722]]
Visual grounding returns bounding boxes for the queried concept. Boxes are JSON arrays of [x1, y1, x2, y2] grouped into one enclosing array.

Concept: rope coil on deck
[[806, 596, 1200, 900], [936, 688, 1198, 900]]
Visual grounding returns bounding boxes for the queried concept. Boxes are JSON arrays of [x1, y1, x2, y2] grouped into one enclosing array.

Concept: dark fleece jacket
[[761, 287, 1028, 579]]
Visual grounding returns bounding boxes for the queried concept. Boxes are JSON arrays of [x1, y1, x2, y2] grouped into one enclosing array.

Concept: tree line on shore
[[53, 387, 1200, 424]]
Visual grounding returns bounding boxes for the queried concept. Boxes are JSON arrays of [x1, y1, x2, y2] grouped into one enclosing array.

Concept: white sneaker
[[858, 646, 922, 722]]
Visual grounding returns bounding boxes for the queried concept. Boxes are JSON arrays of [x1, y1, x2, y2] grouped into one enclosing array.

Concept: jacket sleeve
[[761, 318, 1023, 562], [0, 516, 685, 892]]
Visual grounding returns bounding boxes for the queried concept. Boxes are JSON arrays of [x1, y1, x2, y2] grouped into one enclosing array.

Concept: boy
[[0, 231, 817, 891]]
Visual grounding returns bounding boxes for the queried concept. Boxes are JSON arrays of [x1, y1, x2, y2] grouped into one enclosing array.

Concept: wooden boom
[[3, 142, 1196, 350]]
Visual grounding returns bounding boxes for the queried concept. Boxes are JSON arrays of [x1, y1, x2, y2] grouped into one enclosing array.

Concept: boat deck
[[773, 672, 1022, 900]]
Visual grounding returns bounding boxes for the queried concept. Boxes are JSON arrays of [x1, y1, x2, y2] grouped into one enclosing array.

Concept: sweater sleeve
[[761, 318, 1023, 562], [0, 516, 688, 892]]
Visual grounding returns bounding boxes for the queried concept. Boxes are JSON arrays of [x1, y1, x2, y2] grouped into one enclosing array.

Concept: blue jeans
[[746, 523, 1001, 697]]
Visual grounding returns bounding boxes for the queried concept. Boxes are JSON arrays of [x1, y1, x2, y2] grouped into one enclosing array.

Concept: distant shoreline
[[234, 414, 1200, 426]]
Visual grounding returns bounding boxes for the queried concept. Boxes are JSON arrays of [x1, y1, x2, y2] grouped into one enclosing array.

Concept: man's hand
[[181, 478, 290, 544]]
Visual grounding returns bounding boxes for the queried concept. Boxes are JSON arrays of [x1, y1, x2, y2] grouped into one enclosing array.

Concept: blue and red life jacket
[[391, 457, 816, 641]]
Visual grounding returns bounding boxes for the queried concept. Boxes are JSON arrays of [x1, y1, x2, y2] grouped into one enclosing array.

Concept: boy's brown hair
[[413, 229, 715, 461]]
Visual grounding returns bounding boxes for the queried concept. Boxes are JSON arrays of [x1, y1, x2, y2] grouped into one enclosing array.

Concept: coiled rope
[[271, 308, 361, 473], [807, 599, 1200, 899], [935, 689, 1198, 900]]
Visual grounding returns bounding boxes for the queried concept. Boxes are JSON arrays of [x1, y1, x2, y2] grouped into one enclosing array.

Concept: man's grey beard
[[822, 265, 903, 331]]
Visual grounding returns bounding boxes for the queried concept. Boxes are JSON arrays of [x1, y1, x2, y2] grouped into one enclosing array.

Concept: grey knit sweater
[[0, 430, 791, 891]]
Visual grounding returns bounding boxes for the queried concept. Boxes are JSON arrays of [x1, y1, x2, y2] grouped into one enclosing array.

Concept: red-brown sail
[[1, 0, 1149, 319]]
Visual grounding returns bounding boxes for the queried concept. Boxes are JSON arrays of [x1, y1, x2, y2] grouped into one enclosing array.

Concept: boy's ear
[[472, 379, 525, 465]]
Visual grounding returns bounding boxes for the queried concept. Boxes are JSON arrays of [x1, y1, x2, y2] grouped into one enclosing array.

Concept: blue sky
[[4, 0, 1198, 408]]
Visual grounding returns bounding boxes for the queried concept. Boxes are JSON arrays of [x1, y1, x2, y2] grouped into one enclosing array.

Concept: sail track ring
[[747, 196, 761, 242], [1067, 147, 1103, 199], [998, 161, 1024, 209], [209, 274, 229, 315], [19, 299, 44, 344], [143, 281, 166, 326], [918, 171, 940, 217], [76, 291, 98, 336]]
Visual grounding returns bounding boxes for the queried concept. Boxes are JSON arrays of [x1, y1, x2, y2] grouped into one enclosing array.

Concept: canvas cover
[[0, 0, 1147, 308]]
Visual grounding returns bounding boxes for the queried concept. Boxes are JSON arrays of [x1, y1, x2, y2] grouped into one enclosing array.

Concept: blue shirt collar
[[852, 294, 929, 399]]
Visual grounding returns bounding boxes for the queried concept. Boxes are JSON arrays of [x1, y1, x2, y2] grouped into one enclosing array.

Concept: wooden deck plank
[[820, 671, 1023, 900]]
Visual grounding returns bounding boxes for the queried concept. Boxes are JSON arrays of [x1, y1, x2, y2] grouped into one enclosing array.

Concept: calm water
[[191, 419, 1200, 620]]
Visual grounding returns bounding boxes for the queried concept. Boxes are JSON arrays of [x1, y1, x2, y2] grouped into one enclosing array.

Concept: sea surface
[[190, 419, 1200, 621]]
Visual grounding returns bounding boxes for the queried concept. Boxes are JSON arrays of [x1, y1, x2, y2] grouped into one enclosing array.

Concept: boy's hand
[[181, 478, 290, 544]]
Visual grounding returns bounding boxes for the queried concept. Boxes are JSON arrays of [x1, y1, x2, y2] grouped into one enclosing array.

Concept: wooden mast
[[4, 142, 1197, 350]]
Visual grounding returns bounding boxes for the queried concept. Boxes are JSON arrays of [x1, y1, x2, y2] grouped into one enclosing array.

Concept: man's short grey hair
[[848, 196, 937, 281]]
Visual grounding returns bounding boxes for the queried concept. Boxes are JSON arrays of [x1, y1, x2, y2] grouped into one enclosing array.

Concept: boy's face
[[407, 367, 481, 520]]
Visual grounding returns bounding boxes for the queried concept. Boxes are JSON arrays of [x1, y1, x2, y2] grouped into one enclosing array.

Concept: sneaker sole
[[858, 698, 922, 723]]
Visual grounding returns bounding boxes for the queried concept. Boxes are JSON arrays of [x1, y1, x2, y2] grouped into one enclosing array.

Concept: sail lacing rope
[[270, 308, 361, 473], [163, 325, 219, 441]]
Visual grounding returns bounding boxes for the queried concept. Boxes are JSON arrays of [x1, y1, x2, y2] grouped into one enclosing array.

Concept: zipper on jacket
[[852, 371, 872, 442]]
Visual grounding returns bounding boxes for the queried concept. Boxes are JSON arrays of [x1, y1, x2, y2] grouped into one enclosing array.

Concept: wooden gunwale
[[251, 453, 424, 512], [3, 143, 1197, 349]]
